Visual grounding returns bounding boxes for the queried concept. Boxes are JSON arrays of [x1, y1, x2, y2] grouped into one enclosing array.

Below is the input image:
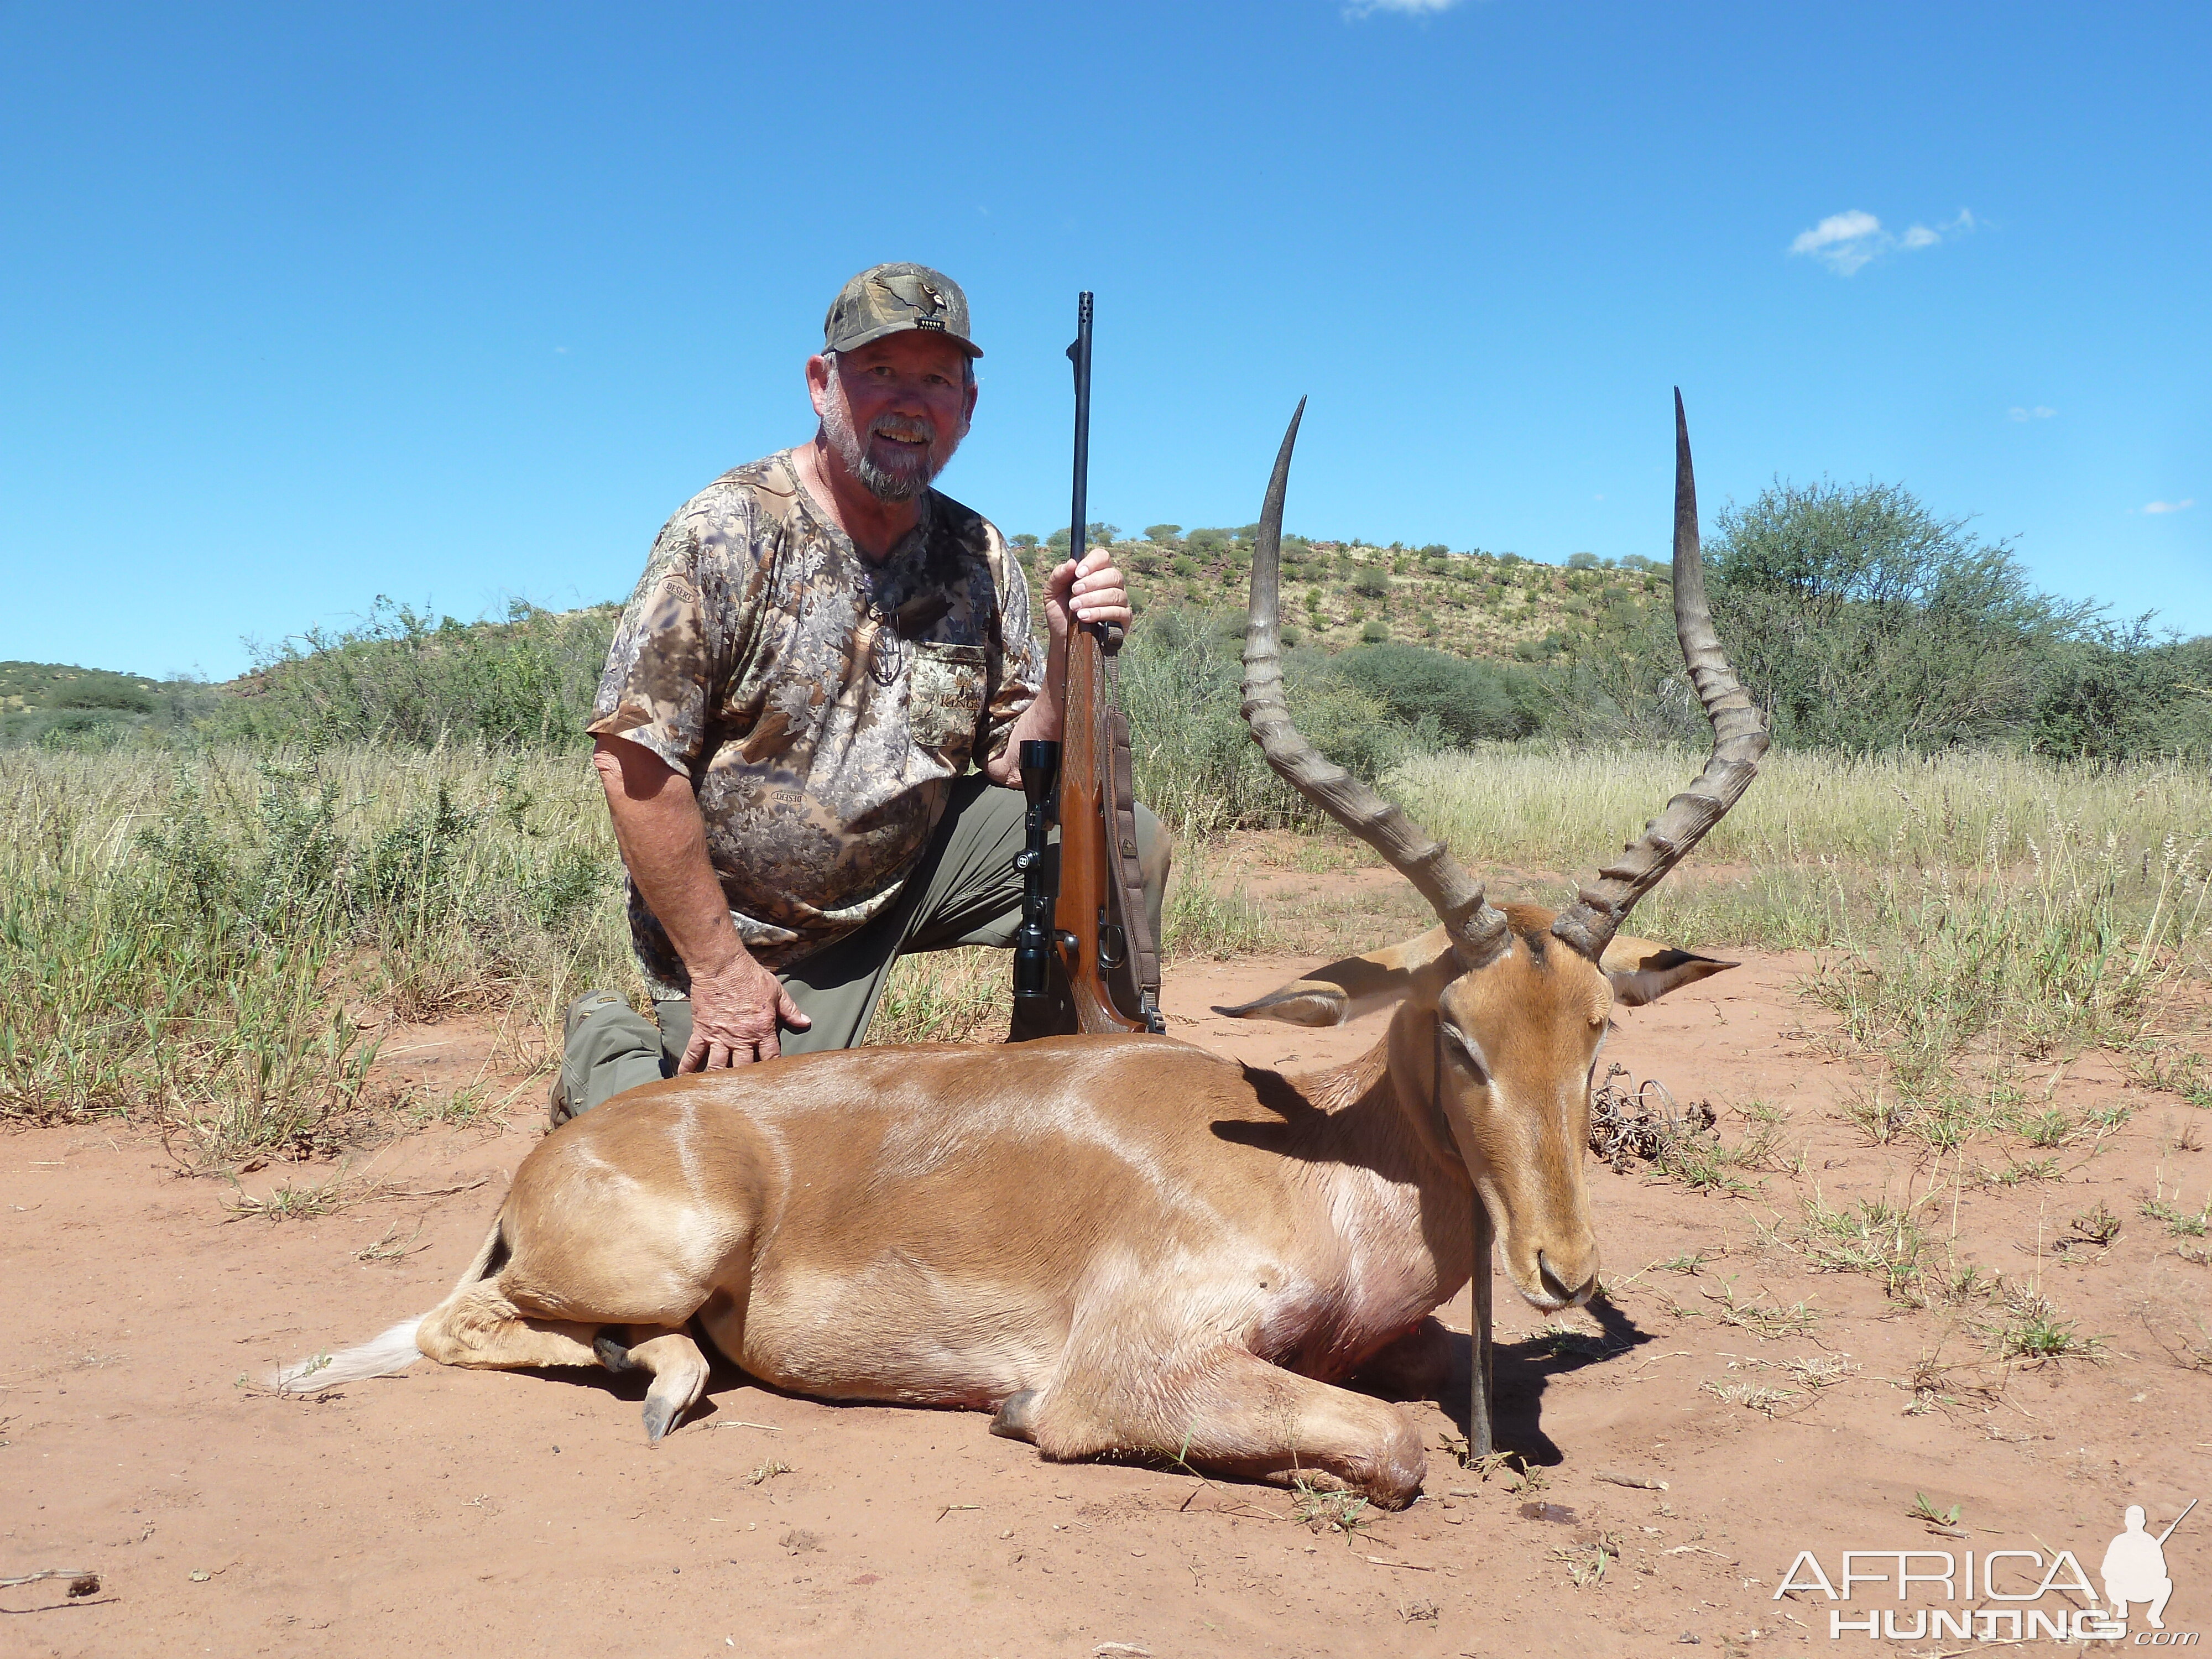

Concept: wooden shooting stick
[[1055, 292, 1147, 1036]]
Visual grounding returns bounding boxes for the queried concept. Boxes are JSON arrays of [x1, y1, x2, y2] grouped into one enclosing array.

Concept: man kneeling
[[554, 263, 1167, 1119]]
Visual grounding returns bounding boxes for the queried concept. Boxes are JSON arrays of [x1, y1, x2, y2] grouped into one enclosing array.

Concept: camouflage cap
[[823, 263, 982, 359]]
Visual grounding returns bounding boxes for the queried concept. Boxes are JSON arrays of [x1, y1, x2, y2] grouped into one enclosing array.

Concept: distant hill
[[0, 660, 225, 746], [0, 660, 163, 711], [1022, 536, 1668, 665], [2, 544, 1658, 751]]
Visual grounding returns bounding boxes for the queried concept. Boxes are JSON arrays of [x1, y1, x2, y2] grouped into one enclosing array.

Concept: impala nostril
[[1536, 1251, 1576, 1306]]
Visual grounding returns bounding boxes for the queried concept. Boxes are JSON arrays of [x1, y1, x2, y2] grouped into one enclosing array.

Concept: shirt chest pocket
[[905, 640, 989, 758]]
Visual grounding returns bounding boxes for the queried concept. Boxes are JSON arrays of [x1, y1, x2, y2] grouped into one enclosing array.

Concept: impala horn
[[1239, 400, 1512, 970], [1549, 391, 1770, 961]]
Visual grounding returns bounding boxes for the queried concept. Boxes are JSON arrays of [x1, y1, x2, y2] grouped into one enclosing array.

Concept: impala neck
[[1284, 1034, 1473, 1198], [1279, 1037, 1479, 1353]]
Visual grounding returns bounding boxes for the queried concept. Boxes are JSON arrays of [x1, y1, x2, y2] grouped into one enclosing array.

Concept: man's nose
[[878, 380, 933, 415]]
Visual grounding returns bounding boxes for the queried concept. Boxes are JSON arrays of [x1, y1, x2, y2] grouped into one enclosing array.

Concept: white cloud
[[2006, 405, 2056, 421], [1790, 210, 1883, 274], [1345, 0, 1463, 15], [1790, 206, 1976, 275], [2142, 499, 2196, 514]]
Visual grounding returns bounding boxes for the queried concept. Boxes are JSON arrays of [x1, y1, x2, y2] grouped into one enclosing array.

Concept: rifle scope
[[1012, 738, 1062, 1003]]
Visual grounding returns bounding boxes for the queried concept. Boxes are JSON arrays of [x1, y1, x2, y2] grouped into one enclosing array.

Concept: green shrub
[[219, 598, 617, 750], [1115, 612, 1413, 838], [1, 747, 633, 1151], [1332, 643, 1543, 744]]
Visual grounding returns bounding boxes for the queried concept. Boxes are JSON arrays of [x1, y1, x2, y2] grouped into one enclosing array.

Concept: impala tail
[[268, 1215, 505, 1392]]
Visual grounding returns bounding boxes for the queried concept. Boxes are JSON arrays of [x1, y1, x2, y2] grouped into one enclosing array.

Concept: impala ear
[[1599, 933, 1738, 1006], [1213, 926, 1456, 1027]]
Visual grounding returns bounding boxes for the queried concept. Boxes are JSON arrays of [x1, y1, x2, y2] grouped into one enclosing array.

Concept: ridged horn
[[1551, 390, 1770, 958], [1240, 400, 1511, 969]]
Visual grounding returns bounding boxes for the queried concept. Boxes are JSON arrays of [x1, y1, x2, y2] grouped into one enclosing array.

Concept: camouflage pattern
[[588, 450, 1045, 995], [823, 263, 982, 358]]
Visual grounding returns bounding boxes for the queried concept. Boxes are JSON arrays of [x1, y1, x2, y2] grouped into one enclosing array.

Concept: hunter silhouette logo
[[1777, 1498, 2198, 1643], [2105, 1500, 2193, 1631]]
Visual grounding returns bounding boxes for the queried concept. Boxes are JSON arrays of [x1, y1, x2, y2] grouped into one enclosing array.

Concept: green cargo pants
[[555, 771, 1170, 1118]]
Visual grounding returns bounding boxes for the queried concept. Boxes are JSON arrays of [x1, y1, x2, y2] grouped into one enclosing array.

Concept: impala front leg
[[596, 1324, 711, 1444], [1347, 1317, 1460, 1404], [1019, 1350, 1427, 1507]]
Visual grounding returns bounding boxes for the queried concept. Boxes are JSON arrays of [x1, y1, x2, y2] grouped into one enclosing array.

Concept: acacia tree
[[1705, 479, 2097, 751], [1553, 478, 2112, 752]]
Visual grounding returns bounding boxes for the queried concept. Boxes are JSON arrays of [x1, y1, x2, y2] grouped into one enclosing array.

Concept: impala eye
[[1438, 1021, 1489, 1084]]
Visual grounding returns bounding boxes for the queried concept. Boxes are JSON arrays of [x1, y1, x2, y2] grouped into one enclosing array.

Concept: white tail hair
[[267, 1215, 505, 1394], [270, 1318, 425, 1392]]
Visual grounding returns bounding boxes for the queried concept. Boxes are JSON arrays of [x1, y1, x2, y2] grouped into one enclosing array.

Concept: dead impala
[[276, 393, 1767, 1505]]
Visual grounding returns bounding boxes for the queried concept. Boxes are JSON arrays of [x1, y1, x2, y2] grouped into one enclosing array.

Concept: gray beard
[[821, 383, 960, 503], [852, 440, 930, 502]]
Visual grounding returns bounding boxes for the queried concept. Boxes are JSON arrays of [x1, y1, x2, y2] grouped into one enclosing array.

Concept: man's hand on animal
[[680, 950, 811, 1071], [586, 734, 815, 1071]]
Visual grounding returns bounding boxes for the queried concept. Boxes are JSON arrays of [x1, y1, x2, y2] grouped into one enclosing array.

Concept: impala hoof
[[594, 1333, 637, 1373], [989, 1390, 1040, 1443], [641, 1396, 680, 1446]]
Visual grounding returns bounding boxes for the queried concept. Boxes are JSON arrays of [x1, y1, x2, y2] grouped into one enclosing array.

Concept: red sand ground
[[5, 950, 2208, 1657]]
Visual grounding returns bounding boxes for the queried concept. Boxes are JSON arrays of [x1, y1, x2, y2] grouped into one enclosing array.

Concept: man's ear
[[1213, 926, 1455, 1027], [1599, 933, 1738, 1006]]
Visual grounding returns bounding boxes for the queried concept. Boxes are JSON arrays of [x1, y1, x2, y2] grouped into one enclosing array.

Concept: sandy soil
[[5, 944, 2209, 1657]]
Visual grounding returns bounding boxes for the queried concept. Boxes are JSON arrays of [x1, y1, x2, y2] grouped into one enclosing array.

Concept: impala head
[[1219, 392, 1769, 1314]]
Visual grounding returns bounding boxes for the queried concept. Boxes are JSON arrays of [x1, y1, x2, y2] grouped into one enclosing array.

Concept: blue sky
[[2, 1, 2205, 680]]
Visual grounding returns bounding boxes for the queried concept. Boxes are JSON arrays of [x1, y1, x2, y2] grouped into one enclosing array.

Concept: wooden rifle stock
[[1053, 622, 1146, 1034]]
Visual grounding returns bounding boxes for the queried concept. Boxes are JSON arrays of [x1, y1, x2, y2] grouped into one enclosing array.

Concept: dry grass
[[1703, 1279, 1820, 1338], [1390, 744, 2210, 903], [1588, 1068, 1790, 1195], [869, 950, 1009, 1046], [1701, 1353, 1856, 1418], [1792, 1191, 1939, 1304], [1289, 1478, 1374, 1538], [1983, 1280, 2107, 1366], [9, 738, 2204, 1173], [1, 745, 632, 1159]]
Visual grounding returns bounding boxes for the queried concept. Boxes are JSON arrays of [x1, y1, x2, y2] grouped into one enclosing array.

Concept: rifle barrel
[[1066, 291, 1093, 602]]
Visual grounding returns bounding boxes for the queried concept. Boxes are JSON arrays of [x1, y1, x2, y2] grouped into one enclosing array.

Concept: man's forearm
[[983, 637, 1067, 786], [590, 736, 747, 974]]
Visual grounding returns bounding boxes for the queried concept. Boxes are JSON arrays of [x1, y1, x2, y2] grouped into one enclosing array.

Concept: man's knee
[[1134, 801, 1172, 894], [557, 993, 670, 1119]]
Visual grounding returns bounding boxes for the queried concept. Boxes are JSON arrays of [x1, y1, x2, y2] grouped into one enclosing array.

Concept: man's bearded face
[[818, 338, 973, 503]]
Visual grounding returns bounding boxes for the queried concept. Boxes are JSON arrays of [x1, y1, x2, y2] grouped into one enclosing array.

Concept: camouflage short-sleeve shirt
[[587, 450, 1046, 992]]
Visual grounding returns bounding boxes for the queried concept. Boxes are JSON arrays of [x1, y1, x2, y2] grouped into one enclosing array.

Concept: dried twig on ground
[[1588, 1067, 1716, 1170]]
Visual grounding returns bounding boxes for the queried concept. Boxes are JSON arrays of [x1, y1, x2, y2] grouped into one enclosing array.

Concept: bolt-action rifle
[[1011, 292, 1165, 1037]]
